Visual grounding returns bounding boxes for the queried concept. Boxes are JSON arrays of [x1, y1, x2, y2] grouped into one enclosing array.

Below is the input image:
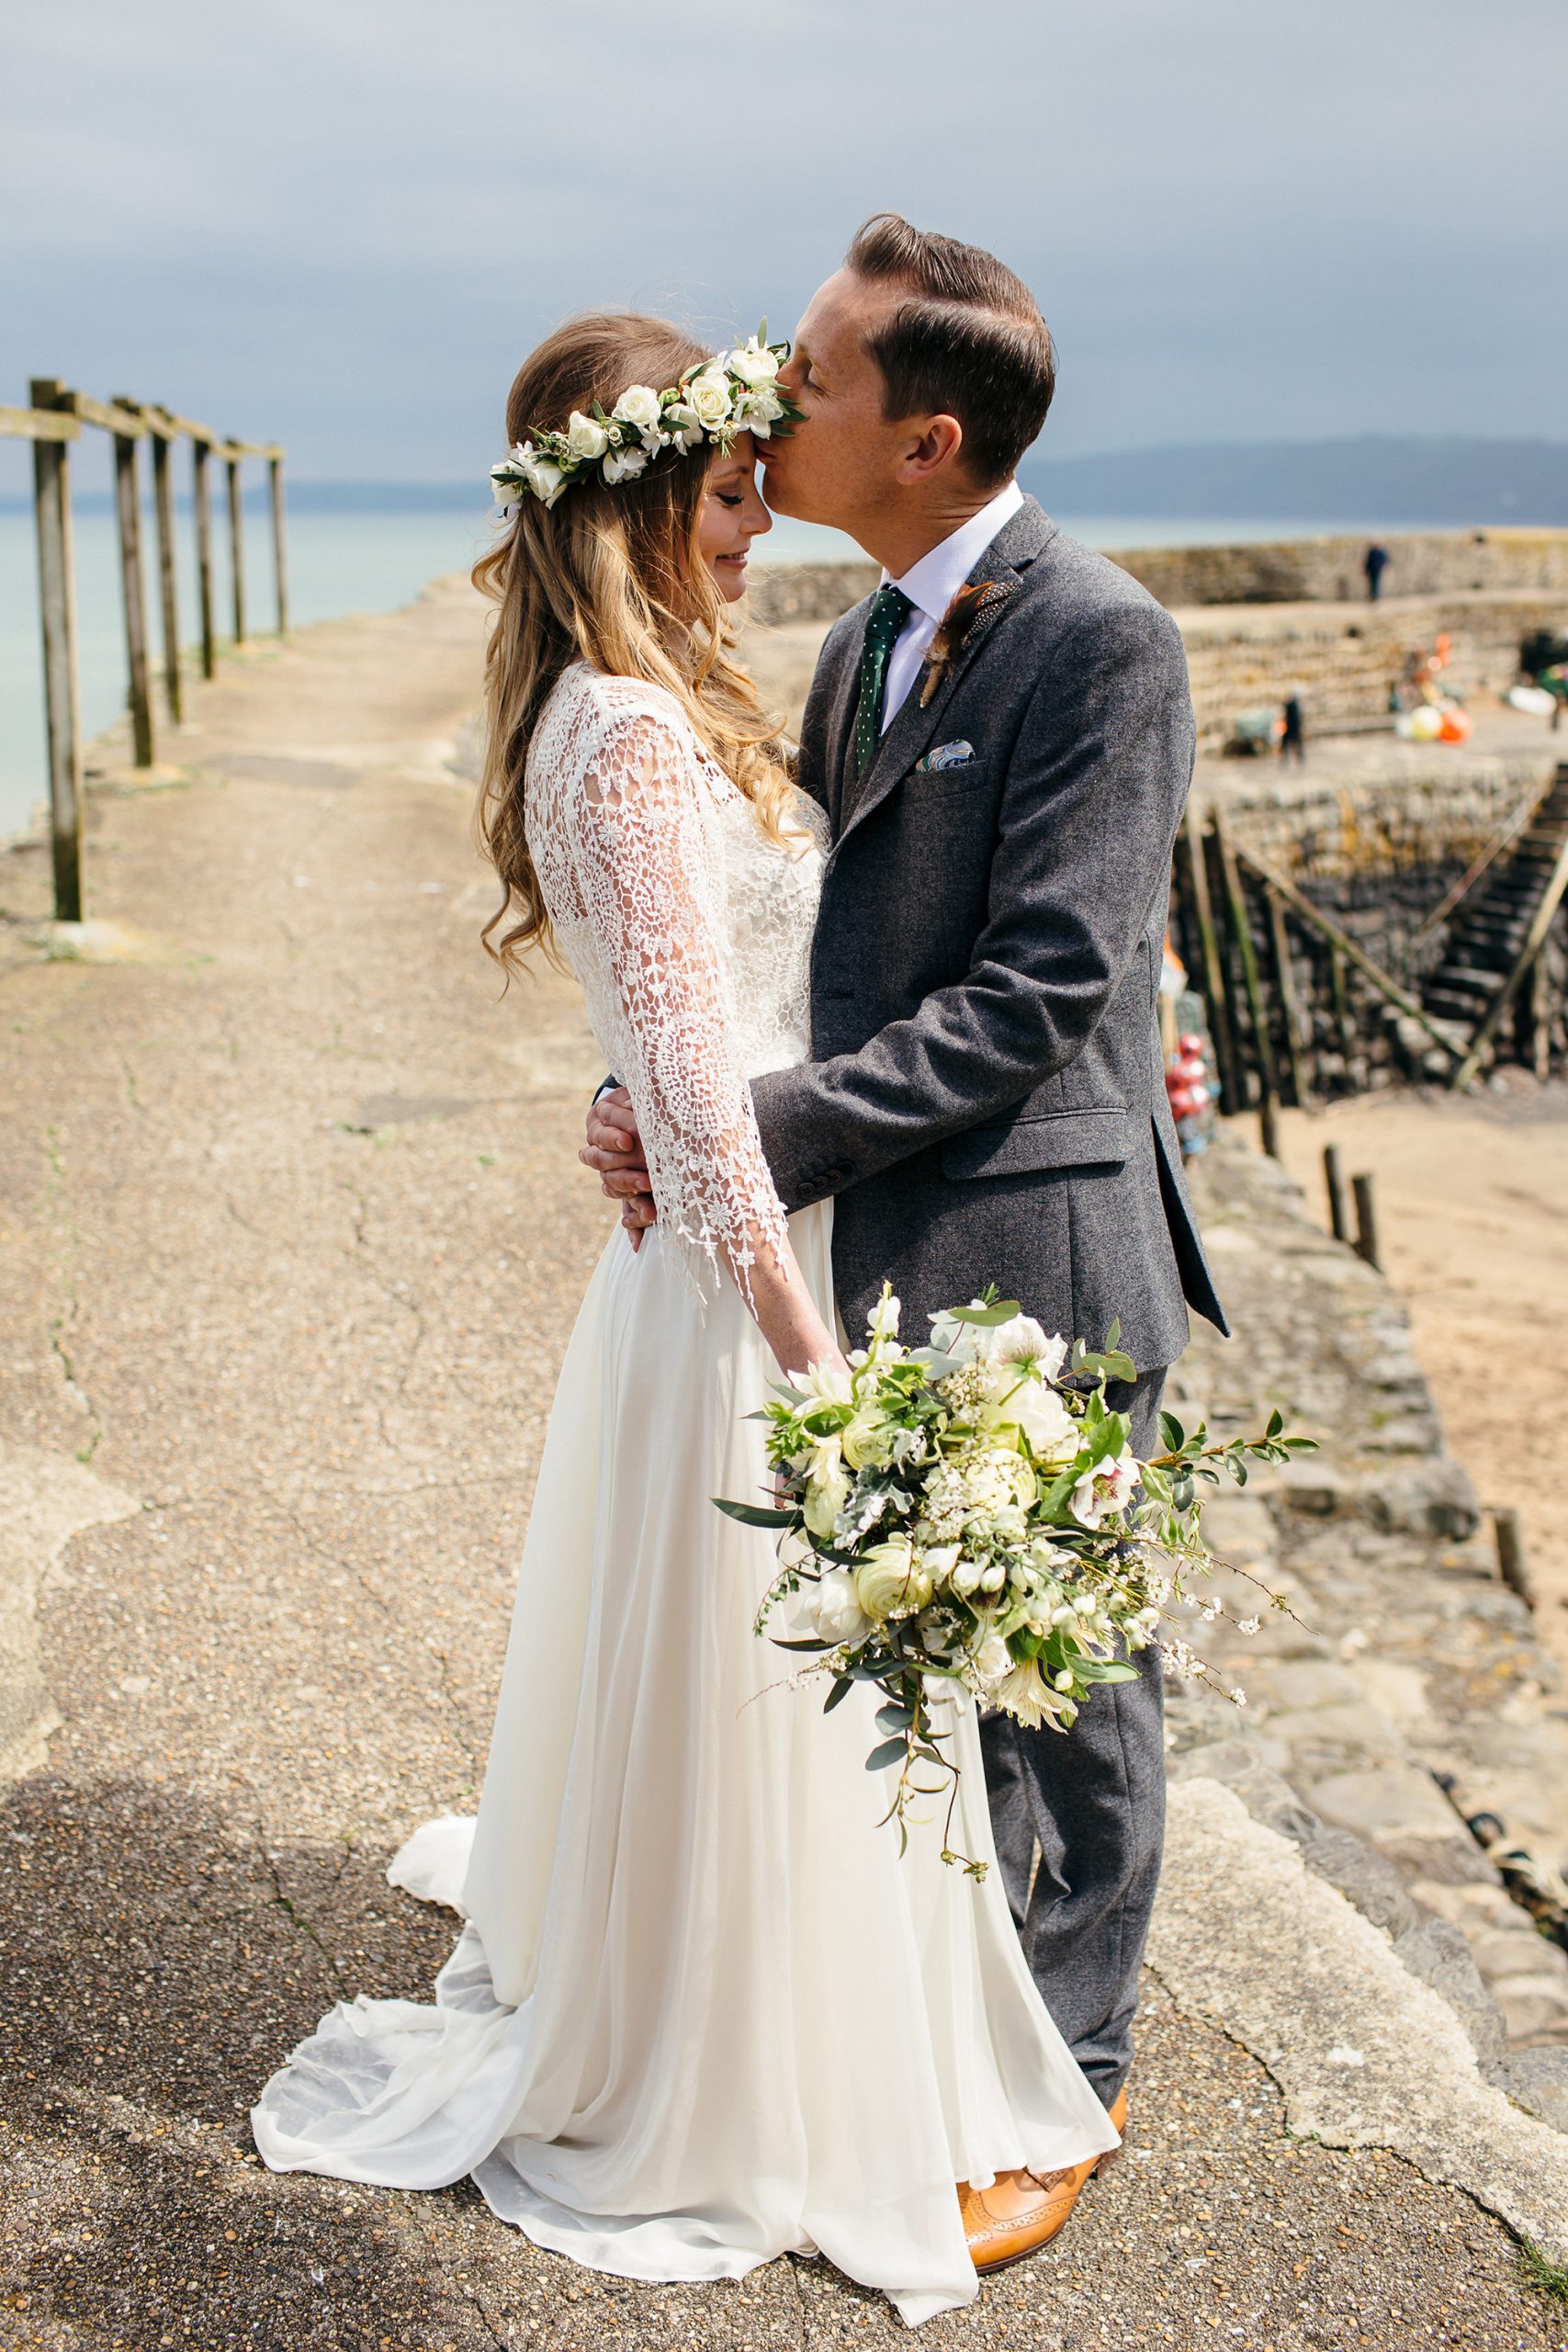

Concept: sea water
[[0, 505, 1401, 844]]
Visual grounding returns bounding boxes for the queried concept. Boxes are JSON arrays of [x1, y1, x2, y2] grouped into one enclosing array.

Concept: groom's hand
[[582, 1088, 657, 1227]]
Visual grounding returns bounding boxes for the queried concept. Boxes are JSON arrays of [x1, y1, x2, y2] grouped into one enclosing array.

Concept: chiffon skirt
[[251, 1204, 1117, 2324]]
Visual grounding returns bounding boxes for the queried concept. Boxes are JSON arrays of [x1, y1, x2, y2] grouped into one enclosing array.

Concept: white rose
[[602, 445, 649, 485], [728, 337, 782, 388], [611, 384, 661, 431], [520, 450, 567, 508], [684, 368, 734, 432], [565, 410, 610, 461], [807, 1567, 871, 1646]]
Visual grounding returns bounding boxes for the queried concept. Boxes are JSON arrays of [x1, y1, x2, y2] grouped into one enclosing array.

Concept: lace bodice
[[525, 662, 826, 1301]]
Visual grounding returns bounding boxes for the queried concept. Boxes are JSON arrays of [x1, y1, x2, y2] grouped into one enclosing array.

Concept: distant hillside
[[1020, 435, 1568, 526]]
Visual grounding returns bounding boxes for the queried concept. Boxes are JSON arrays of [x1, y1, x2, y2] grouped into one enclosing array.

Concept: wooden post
[[111, 411, 154, 768], [192, 437, 217, 679], [269, 454, 288, 636], [1494, 1509, 1534, 1609], [1179, 808, 1242, 1116], [1351, 1171, 1381, 1271], [1266, 885, 1311, 1106], [28, 379, 84, 922], [1213, 811, 1280, 1157], [1323, 1143, 1349, 1242], [147, 414, 183, 724], [226, 452, 246, 645]]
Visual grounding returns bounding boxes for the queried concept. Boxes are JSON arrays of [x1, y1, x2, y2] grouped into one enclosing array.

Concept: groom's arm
[[751, 601, 1194, 1210]]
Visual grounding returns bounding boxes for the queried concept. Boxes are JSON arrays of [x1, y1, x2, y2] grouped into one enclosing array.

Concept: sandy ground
[[1275, 1084, 1568, 1674]]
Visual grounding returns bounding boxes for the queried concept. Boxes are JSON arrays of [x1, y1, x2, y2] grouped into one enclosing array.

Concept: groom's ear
[[893, 413, 964, 486]]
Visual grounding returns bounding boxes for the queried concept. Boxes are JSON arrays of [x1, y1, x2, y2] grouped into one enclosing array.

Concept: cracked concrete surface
[[2, 584, 1564, 2347]]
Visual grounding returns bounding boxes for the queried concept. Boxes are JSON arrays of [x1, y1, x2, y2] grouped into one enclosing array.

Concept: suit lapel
[[838, 499, 1055, 846]]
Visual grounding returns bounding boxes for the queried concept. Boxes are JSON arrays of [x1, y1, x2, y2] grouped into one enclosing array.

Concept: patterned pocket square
[[915, 740, 976, 774]]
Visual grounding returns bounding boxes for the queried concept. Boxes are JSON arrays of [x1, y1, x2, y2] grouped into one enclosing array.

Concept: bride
[[251, 311, 1117, 2325]]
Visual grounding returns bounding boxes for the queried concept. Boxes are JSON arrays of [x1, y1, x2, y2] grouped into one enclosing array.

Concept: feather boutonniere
[[918, 578, 1017, 707]]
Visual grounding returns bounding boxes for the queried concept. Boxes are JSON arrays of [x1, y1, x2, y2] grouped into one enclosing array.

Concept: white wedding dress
[[252, 662, 1116, 2324]]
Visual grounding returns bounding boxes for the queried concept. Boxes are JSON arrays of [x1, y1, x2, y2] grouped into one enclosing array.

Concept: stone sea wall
[[1174, 1131, 1568, 2130]]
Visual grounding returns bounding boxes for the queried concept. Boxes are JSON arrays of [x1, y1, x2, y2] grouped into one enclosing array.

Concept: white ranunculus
[[808, 1567, 871, 1646], [685, 368, 734, 432], [565, 410, 610, 461], [611, 383, 661, 431], [602, 445, 649, 485], [855, 1537, 933, 1624], [803, 1461, 850, 1540], [840, 1408, 895, 1471]]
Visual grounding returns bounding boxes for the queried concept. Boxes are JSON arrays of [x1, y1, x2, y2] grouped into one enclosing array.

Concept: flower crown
[[491, 326, 802, 512]]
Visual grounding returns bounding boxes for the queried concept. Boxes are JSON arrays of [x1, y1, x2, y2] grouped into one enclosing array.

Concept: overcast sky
[[3, 0, 1563, 483]]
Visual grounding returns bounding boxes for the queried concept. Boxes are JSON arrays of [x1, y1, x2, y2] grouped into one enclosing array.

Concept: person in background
[[1280, 690, 1305, 764], [1363, 542, 1389, 601]]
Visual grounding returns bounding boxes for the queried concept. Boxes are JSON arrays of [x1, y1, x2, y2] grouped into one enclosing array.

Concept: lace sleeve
[[567, 707, 790, 1306]]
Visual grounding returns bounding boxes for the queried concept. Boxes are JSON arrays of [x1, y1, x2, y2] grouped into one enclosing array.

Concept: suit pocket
[[941, 1107, 1132, 1180]]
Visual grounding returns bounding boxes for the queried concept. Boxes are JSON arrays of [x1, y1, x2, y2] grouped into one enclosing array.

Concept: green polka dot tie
[[853, 584, 915, 775]]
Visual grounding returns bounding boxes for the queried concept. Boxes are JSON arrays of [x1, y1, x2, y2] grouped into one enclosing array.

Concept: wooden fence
[[0, 381, 287, 921]]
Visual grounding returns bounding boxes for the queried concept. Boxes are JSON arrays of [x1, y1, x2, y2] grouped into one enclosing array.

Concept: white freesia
[[611, 383, 661, 431], [792, 1359, 852, 1407], [867, 1293, 901, 1340], [565, 411, 610, 461], [602, 445, 649, 485]]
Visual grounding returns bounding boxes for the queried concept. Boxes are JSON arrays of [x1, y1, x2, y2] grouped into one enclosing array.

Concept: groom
[[585, 214, 1227, 2256]]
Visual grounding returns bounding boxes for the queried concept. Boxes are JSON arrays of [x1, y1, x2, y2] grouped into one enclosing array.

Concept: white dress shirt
[[878, 478, 1025, 732]]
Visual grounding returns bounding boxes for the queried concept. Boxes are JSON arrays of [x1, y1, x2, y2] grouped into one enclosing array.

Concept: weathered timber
[[62, 390, 144, 438], [0, 403, 79, 443], [1213, 812, 1280, 1156], [192, 438, 216, 680], [110, 403, 154, 768], [1323, 1143, 1348, 1243], [1351, 1170, 1382, 1272], [27, 379, 84, 920], [146, 418, 182, 719], [1233, 840, 1463, 1065], [1495, 1509, 1535, 1610], [1177, 807, 1242, 1114], [1266, 885, 1311, 1106], [1404, 786, 1540, 961], [269, 456, 288, 636], [226, 454, 246, 645]]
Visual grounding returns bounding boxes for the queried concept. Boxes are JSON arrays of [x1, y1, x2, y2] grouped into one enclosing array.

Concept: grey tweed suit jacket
[[750, 495, 1227, 1371]]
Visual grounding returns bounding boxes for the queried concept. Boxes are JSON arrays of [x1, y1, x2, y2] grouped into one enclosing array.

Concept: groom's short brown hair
[[845, 213, 1055, 488]]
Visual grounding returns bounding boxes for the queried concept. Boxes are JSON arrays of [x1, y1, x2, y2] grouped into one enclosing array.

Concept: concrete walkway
[[1, 586, 1562, 2349]]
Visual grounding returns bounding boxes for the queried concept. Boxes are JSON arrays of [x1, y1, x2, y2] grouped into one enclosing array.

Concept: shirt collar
[[886, 479, 1025, 627]]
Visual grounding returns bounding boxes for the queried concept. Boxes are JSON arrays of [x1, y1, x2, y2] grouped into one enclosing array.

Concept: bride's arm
[[569, 709, 843, 1381]]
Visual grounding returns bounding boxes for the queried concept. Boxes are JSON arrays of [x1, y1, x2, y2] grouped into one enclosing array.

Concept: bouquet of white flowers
[[716, 1288, 1313, 1873]]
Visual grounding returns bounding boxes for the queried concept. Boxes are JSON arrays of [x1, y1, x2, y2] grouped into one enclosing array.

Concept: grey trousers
[[978, 1366, 1168, 2109]]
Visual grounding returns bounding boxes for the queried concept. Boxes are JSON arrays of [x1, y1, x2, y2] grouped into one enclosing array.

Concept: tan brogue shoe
[[958, 2086, 1127, 2275]]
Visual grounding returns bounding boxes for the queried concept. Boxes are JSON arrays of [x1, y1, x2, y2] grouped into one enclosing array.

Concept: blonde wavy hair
[[472, 311, 794, 972]]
